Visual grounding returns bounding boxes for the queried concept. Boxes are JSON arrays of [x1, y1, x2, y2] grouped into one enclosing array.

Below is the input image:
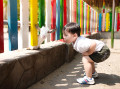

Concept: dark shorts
[[89, 45, 110, 63]]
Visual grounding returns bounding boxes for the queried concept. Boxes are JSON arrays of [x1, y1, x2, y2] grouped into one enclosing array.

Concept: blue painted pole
[[8, 0, 18, 51], [56, 0, 60, 40], [99, 13, 102, 31]]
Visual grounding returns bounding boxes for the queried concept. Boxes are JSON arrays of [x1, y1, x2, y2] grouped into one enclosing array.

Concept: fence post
[[30, 0, 38, 47], [60, 0, 63, 39], [0, 0, 4, 53], [8, 0, 18, 51], [19, 0, 29, 49], [45, 0, 51, 42], [56, 0, 60, 40], [51, 0, 56, 41]]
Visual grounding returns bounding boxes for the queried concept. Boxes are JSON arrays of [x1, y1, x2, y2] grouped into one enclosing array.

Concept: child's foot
[[84, 72, 98, 78], [76, 76, 95, 85]]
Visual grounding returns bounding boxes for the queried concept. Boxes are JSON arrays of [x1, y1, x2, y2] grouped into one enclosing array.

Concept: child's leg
[[91, 62, 95, 73], [82, 56, 94, 78]]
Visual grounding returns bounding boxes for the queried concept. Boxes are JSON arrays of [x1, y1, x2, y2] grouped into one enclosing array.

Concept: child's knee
[[82, 56, 94, 63]]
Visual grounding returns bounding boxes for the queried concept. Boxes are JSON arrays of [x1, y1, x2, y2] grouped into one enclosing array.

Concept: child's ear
[[73, 33, 78, 38]]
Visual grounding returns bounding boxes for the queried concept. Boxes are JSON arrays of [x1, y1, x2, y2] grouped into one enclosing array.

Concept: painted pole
[[105, 13, 110, 31], [87, 5, 90, 34], [45, 0, 51, 42], [90, 8, 93, 33], [30, 0, 38, 47], [111, 0, 115, 48], [72, 0, 76, 22], [84, 2, 86, 34], [82, 1, 84, 34], [51, 0, 56, 41], [0, 0, 4, 53], [117, 13, 120, 31], [19, 0, 29, 49], [77, 0, 80, 24], [38, 0, 45, 28], [67, 0, 70, 23], [60, 0, 63, 39], [110, 12, 112, 32], [114, 12, 117, 31], [102, 0, 105, 31], [99, 13, 102, 31], [56, 0, 60, 40], [80, 0, 83, 35], [70, 0, 72, 22], [63, 0, 67, 26], [89, 6, 91, 34], [8, 0, 18, 51]]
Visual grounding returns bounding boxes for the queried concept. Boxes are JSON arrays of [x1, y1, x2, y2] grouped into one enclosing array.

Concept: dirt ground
[[28, 39, 120, 89]]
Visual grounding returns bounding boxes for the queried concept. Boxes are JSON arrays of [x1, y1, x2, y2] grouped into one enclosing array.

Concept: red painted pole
[[72, 0, 77, 23], [0, 0, 4, 53], [51, 0, 56, 41], [117, 13, 120, 31], [63, 0, 67, 26]]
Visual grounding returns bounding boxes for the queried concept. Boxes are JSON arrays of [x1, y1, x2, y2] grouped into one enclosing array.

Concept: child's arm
[[82, 41, 96, 56]]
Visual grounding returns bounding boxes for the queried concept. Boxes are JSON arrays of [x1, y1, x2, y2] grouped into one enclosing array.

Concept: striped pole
[[30, 0, 38, 47], [38, 0, 45, 28], [60, 0, 63, 39], [45, 0, 51, 42], [0, 0, 4, 53], [8, 0, 18, 51], [56, 0, 60, 40], [51, 0, 56, 41], [99, 13, 102, 31], [19, 0, 29, 49], [63, 0, 67, 26]]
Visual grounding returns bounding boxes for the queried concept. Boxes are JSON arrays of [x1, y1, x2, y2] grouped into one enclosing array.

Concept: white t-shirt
[[73, 36, 105, 53]]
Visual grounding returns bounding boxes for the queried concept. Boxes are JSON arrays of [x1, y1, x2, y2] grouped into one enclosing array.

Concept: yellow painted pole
[[96, 12, 97, 32], [30, 0, 38, 46], [106, 13, 110, 31]]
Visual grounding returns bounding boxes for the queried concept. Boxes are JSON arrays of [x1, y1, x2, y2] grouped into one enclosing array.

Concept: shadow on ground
[[95, 73, 120, 85]]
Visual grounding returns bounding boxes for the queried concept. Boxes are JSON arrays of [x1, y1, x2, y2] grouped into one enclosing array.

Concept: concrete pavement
[[28, 39, 120, 89]]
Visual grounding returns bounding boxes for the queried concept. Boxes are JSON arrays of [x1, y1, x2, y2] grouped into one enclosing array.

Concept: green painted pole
[[111, 0, 115, 48], [60, 0, 63, 39], [38, 0, 45, 28]]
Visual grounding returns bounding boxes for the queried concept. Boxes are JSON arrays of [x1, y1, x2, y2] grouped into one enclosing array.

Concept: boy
[[62, 22, 110, 84]]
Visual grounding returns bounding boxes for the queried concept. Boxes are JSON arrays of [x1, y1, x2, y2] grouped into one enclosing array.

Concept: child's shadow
[[95, 73, 120, 85]]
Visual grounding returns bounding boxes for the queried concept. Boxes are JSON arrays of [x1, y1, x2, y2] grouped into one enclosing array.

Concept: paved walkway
[[28, 39, 120, 89]]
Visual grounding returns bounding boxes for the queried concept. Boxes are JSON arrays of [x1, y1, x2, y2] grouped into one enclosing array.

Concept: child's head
[[62, 22, 81, 43]]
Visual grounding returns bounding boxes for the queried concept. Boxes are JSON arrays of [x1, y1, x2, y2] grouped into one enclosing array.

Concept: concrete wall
[[0, 32, 99, 89]]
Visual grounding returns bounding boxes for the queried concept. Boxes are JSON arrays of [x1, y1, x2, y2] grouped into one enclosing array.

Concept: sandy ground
[[28, 39, 120, 89]]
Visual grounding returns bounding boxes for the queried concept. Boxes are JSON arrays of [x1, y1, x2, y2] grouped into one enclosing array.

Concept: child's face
[[63, 29, 77, 43]]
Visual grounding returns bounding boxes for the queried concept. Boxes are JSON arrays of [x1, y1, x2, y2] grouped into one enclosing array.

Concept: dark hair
[[63, 22, 81, 36]]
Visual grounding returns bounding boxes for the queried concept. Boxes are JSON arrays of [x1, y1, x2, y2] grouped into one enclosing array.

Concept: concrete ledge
[[0, 32, 100, 89]]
